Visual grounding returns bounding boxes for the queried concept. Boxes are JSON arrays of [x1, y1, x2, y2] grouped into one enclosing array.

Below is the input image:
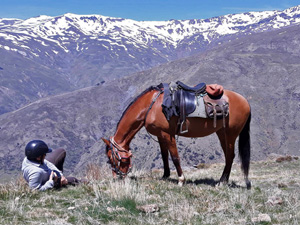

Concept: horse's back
[[145, 89, 250, 138]]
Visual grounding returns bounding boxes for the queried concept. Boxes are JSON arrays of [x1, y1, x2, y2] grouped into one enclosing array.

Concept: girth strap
[[179, 89, 188, 133]]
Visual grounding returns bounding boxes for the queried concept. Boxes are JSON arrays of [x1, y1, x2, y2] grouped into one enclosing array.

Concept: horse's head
[[102, 137, 132, 178]]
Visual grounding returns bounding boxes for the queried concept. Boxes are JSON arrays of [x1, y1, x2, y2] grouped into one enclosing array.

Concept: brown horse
[[102, 85, 251, 189]]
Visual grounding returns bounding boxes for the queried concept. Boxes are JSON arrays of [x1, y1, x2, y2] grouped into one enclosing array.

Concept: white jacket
[[21, 157, 63, 191]]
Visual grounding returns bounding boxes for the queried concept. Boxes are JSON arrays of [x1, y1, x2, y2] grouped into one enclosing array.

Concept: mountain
[[0, 23, 299, 181], [1, 6, 300, 114]]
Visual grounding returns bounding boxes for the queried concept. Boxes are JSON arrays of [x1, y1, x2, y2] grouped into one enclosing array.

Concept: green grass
[[0, 159, 299, 224]]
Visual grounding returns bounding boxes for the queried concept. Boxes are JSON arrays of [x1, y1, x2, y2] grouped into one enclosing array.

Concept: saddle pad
[[187, 95, 208, 118]]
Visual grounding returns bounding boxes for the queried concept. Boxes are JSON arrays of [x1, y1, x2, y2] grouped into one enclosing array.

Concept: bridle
[[107, 137, 132, 177], [106, 89, 163, 177]]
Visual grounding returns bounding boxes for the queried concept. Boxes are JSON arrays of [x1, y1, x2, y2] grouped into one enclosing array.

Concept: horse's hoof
[[178, 181, 184, 187], [246, 181, 251, 190], [216, 181, 227, 188], [178, 175, 185, 187], [215, 182, 222, 188]]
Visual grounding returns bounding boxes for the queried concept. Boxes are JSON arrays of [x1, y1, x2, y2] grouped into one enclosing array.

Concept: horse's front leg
[[158, 137, 170, 179], [160, 133, 185, 186]]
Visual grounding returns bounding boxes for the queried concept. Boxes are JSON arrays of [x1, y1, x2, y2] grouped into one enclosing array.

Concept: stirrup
[[180, 121, 188, 134]]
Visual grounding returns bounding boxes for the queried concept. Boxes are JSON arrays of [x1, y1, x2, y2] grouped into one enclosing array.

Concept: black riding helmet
[[25, 140, 52, 159]]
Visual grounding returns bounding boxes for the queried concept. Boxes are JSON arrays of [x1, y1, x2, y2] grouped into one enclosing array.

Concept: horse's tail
[[238, 112, 251, 189]]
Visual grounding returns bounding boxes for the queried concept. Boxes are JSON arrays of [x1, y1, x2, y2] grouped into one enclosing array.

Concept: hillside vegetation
[[1, 157, 299, 225], [2, 24, 300, 180]]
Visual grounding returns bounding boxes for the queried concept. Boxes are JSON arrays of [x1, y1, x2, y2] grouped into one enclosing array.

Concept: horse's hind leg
[[159, 133, 185, 186], [216, 129, 237, 185], [158, 137, 170, 179]]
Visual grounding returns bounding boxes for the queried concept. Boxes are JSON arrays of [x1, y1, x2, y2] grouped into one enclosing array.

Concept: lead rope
[[144, 89, 164, 143]]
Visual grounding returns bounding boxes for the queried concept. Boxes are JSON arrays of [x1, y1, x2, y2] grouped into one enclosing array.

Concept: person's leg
[[45, 148, 66, 172], [66, 176, 80, 185], [46, 148, 87, 186]]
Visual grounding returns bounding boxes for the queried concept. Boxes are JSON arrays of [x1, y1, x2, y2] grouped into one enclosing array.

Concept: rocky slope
[[0, 24, 299, 180], [1, 5, 300, 114]]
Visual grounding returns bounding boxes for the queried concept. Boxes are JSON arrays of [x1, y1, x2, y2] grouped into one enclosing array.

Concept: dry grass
[[1, 159, 299, 224]]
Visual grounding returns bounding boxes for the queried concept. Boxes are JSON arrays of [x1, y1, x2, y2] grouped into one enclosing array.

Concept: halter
[[107, 137, 132, 177], [107, 89, 163, 177]]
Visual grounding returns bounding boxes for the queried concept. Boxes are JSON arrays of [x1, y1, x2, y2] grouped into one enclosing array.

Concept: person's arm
[[43, 160, 63, 176], [44, 160, 68, 186], [27, 170, 54, 191]]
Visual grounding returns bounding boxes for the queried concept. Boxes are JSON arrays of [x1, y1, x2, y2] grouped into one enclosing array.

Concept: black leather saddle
[[176, 81, 206, 95], [174, 81, 207, 133]]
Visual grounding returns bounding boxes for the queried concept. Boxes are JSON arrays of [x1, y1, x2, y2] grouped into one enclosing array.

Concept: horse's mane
[[116, 85, 161, 129]]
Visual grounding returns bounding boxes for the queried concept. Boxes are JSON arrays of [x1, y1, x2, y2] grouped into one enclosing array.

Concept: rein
[[108, 137, 132, 177]]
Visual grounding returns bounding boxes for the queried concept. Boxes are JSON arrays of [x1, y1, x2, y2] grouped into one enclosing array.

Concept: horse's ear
[[101, 138, 110, 146]]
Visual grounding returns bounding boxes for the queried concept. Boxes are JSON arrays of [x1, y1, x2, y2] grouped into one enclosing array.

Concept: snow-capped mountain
[[1, 6, 300, 179], [2, 23, 300, 180], [1, 6, 300, 56], [0, 5, 300, 114]]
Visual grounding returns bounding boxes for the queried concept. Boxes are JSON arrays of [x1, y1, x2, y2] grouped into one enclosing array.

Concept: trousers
[[45, 148, 79, 185]]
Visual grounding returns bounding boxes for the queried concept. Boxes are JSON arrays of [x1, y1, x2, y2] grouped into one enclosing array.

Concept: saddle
[[161, 81, 229, 134], [176, 81, 206, 95], [173, 81, 206, 133]]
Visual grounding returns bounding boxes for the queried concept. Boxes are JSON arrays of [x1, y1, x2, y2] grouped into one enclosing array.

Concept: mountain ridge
[[1, 23, 300, 181], [1, 5, 300, 114]]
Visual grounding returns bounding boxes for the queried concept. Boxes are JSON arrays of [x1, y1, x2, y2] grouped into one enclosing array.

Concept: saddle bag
[[203, 95, 229, 128]]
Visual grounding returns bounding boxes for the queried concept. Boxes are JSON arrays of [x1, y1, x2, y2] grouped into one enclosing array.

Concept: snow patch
[[0, 5, 300, 55]]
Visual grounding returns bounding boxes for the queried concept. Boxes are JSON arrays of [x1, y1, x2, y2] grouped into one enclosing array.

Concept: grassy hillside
[[2, 24, 300, 180], [1, 157, 299, 225]]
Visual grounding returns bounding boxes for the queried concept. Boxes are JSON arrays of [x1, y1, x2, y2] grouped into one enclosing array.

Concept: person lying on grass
[[21, 140, 81, 191]]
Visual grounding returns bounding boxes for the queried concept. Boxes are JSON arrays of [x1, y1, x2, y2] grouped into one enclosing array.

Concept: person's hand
[[61, 176, 68, 186], [49, 171, 58, 182]]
